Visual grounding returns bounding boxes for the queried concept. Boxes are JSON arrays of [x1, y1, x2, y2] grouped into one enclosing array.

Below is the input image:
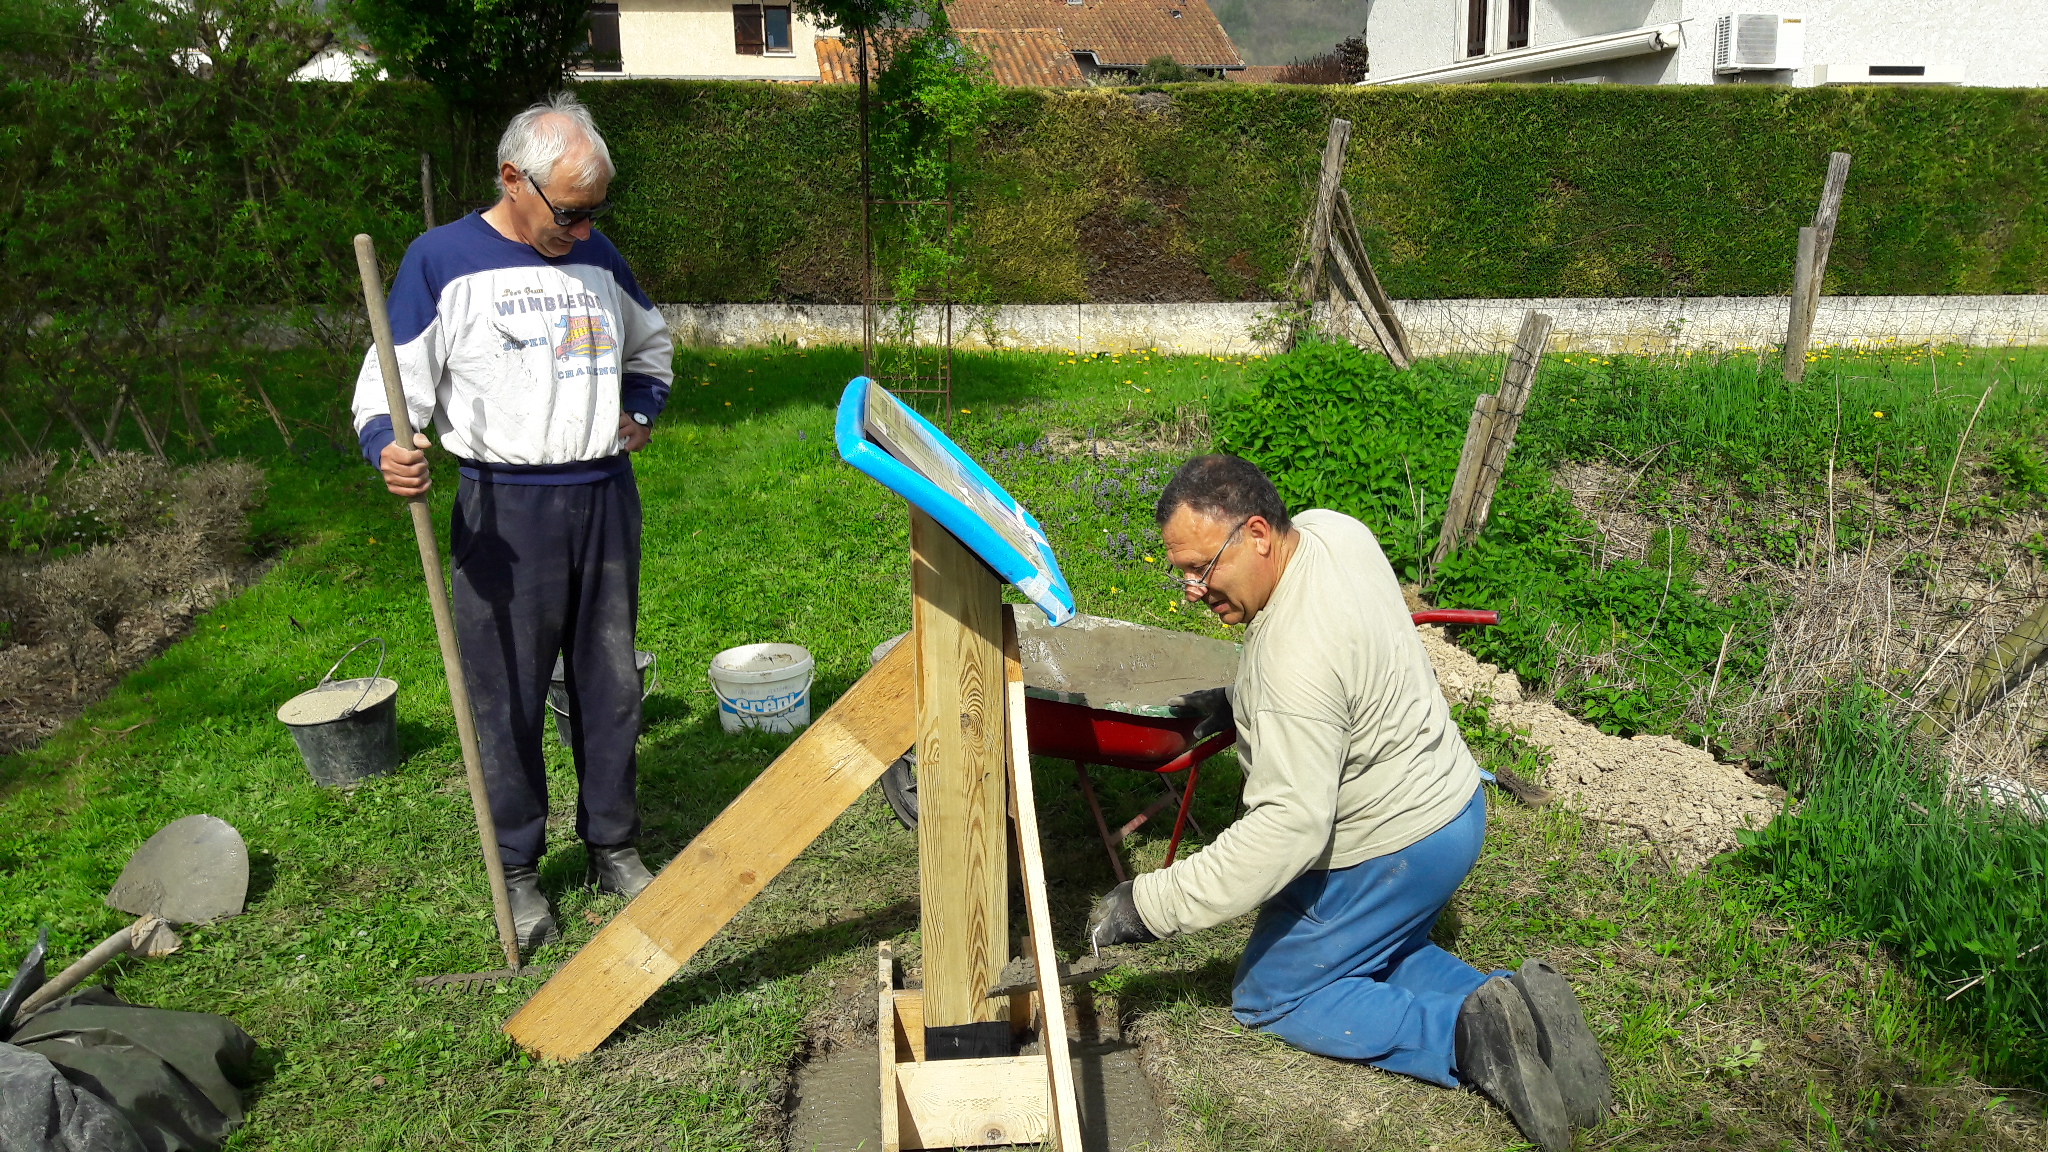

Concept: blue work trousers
[[1232, 787, 1504, 1088]]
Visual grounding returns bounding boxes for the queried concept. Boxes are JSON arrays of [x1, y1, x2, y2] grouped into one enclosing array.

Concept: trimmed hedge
[[9, 79, 2047, 306], [580, 82, 2048, 304]]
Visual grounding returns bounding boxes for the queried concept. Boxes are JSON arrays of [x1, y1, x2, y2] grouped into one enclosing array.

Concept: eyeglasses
[[522, 170, 613, 227], [1176, 519, 1246, 595]]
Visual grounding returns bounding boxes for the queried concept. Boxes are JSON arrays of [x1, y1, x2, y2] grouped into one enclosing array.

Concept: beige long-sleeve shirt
[[1132, 509, 1482, 937]]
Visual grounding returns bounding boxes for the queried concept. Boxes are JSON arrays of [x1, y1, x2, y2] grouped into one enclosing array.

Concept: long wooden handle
[[13, 920, 138, 1022], [353, 234, 521, 972]]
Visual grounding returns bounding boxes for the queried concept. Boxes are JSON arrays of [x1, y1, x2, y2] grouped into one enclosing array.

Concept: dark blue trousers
[[1232, 788, 1505, 1087], [451, 473, 643, 870]]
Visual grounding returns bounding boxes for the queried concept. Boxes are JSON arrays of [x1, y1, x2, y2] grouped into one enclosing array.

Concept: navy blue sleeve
[[359, 414, 395, 466], [621, 375, 670, 421]]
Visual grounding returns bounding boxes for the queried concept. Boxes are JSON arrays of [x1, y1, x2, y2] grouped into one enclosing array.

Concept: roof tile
[[946, 0, 1243, 69]]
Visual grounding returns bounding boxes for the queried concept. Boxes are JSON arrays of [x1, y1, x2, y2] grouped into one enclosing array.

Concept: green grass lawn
[[1, 343, 2042, 1150]]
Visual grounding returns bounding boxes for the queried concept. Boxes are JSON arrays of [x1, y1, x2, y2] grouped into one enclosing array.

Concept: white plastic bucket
[[708, 643, 815, 734]]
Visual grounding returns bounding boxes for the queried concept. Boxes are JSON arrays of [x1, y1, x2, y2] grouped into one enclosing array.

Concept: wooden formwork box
[[505, 511, 1080, 1151]]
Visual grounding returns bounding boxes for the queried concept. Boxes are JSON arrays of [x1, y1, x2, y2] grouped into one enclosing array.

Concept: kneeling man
[[1088, 454, 1609, 1151]]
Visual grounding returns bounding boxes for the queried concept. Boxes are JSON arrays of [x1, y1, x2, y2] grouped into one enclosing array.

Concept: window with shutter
[[586, 4, 622, 72], [1465, 0, 1488, 57], [763, 6, 793, 54], [1506, 0, 1529, 49], [733, 4, 765, 55]]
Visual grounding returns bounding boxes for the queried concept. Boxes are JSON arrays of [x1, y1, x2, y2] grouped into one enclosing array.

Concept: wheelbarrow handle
[[1411, 610, 1499, 627]]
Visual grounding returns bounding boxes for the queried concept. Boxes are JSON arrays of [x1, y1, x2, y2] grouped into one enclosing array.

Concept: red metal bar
[[1411, 609, 1498, 626], [1163, 760, 1202, 867]]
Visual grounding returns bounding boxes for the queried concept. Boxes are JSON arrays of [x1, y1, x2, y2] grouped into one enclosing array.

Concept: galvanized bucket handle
[[546, 652, 660, 718], [320, 636, 387, 720]]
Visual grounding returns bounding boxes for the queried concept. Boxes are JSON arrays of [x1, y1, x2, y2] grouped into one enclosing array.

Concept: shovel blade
[[105, 814, 249, 925]]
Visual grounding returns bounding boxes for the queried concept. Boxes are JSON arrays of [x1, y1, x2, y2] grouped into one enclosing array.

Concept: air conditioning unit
[[1715, 13, 1805, 73]]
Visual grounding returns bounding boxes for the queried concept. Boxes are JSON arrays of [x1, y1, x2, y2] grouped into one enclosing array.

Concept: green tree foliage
[[0, 0, 436, 459], [1135, 56, 1222, 84], [336, 0, 592, 126]]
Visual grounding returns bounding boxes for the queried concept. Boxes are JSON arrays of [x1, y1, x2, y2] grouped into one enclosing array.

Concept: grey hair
[[496, 92, 616, 192]]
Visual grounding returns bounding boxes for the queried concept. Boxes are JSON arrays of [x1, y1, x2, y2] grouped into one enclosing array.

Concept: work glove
[[1088, 881, 1158, 953]]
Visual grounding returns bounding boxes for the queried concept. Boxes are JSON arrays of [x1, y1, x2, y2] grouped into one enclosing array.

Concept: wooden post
[[1432, 395, 1497, 568], [1291, 118, 1352, 302], [910, 510, 1010, 1054], [503, 640, 917, 1060], [1782, 151, 1850, 382], [1335, 190, 1413, 365], [1430, 311, 1553, 566], [1782, 225, 1819, 382], [1004, 607, 1083, 1152], [1325, 211, 1409, 369], [1466, 310, 1553, 535]]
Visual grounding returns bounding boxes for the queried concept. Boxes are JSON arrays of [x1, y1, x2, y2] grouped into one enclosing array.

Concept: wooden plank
[[897, 1057, 1050, 1150], [1810, 151, 1852, 281], [503, 640, 917, 1060], [893, 990, 928, 1062], [1334, 189, 1413, 365], [1325, 223, 1407, 369], [1290, 118, 1352, 301], [1005, 606, 1085, 1152], [1467, 310, 1554, 536], [910, 510, 1009, 1034], [880, 944, 900, 1152], [1782, 225, 1819, 382], [1431, 393, 1497, 568]]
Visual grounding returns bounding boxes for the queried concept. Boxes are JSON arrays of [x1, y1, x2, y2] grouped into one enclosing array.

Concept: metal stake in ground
[[353, 233, 521, 973]]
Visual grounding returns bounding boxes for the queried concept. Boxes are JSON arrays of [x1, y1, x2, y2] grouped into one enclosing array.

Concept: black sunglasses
[[522, 170, 613, 227]]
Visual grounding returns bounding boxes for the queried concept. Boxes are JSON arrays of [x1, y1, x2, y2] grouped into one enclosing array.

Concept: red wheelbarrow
[[875, 608, 1499, 882]]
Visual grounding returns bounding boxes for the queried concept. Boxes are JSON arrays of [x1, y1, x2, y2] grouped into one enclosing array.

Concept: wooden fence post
[[1430, 311, 1553, 567], [1291, 118, 1352, 303], [1781, 151, 1850, 382]]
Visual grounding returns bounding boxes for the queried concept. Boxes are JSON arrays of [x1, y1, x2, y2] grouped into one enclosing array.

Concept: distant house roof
[[959, 28, 1087, 86], [815, 35, 860, 83], [946, 0, 1243, 70], [815, 28, 1087, 87]]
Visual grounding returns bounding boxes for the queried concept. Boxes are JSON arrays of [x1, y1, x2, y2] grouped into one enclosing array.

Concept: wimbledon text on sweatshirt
[[352, 212, 674, 485], [1133, 509, 1483, 937]]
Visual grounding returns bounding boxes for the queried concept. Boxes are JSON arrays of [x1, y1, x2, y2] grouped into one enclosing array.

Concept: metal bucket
[[548, 650, 658, 745], [277, 638, 401, 787]]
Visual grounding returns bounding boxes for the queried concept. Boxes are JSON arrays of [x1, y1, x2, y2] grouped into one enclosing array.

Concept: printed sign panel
[[835, 378, 1075, 625]]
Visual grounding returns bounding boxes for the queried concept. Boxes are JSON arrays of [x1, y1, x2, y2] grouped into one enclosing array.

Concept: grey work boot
[[586, 844, 654, 899], [1513, 958, 1613, 1129], [1456, 977, 1572, 1152], [503, 866, 560, 951]]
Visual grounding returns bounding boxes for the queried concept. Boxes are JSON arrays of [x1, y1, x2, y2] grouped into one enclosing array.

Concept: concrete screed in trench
[[787, 1041, 1161, 1151]]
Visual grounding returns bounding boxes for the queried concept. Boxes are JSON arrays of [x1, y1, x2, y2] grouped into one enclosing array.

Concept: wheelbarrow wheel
[[881, 749, 918, 830]]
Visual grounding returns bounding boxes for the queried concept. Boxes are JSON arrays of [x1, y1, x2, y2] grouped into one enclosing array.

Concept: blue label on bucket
[[720, 687, 810, 717]]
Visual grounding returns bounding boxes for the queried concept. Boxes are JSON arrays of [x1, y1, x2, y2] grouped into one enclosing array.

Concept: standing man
[[355, 92, 672, 951], [1087, 455, 1611, 1152]]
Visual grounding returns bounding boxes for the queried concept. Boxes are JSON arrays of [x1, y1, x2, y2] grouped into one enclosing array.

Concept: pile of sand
[[1416, 624, 1787, 872]]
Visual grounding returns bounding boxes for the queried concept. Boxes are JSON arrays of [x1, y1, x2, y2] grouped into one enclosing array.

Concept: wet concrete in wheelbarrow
[[787, 1040, 1163, 1152]]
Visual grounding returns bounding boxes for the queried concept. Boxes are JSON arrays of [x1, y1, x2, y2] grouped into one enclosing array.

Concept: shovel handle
[[353, 235, 522, 973], [12, 918, 148, 1023]]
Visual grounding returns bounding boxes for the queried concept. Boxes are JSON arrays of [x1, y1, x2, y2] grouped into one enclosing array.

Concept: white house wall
[[611, 0, 825, 80], [1364, 0, 2048, 86]]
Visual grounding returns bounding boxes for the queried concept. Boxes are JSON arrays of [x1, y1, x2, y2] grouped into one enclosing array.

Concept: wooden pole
[[1291, 118, 1352, 303], [1325, 213, 1408, 369], [1003, 607, 1083, 1152], [353, 235, 520, 973], [1335, 189, 1413, 365], [910, 510, 1010, 1055], [1466, 310, 1553, 536], [1782, 151, 1850, 382], [507, 640, 917, 1059], [1431, 310, 1553, 566], [1782, 225, 1819, 382]]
